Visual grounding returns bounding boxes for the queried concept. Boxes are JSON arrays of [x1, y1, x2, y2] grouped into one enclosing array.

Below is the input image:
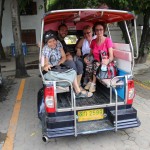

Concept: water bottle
[[101, 52, 107, 72], [101, 63, 107, 71]]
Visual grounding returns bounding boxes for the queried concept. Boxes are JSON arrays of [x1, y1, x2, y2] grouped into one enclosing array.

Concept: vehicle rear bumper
[[40, 106, 141, 139]]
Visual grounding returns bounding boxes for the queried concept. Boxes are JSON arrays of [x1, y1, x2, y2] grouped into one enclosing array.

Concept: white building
[[2, 0, 44, 54]]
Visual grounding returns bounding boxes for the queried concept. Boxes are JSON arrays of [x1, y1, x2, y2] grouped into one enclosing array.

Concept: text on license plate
[[78, 109, 104, 122]]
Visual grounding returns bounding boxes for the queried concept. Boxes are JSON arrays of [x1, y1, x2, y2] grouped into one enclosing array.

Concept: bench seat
[[97, 45, 131, 88], [98, 78, 124, 88]]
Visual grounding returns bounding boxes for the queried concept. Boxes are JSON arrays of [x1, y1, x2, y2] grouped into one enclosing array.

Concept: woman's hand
[[84, 57, 91, 65], [66, 53, 73, 60], [43, 64, 52, 71], [96, 62, 100, 67], [102, 58, 110, 65]]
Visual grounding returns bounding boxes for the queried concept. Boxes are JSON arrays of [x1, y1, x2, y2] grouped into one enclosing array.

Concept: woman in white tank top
[[76, 25, 96, 57], [75, 25, 96, 86]]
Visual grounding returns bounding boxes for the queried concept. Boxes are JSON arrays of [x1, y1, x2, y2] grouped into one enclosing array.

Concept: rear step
[[43, 107, 141, 138], [108, 107, 141, 129], [44, 127, 74, 138], [76, 107, 140, 135], [108, 107, 137, 123], [76, 118, 140, 135], [114, 118, 141, 129]]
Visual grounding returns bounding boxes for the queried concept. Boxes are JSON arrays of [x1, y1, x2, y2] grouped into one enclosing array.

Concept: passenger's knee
[[64, 60, 77, 72], [76, 60, 84, 75]]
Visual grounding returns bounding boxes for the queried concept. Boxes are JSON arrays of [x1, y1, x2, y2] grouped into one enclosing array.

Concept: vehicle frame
[[38, 9, 140, 142]]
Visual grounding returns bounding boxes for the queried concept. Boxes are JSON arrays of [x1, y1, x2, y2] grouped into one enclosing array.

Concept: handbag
[[96, 50, 117, 79], [43, 64, 76, 87], [96, 61, 117, 79], [51, 64, 71, 73]]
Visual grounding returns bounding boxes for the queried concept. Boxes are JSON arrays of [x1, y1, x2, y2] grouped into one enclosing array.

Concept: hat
[[44, 31, 57, 43]]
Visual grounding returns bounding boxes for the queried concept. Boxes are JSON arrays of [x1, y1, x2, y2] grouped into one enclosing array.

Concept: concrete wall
[[2, 0, 44, 48]]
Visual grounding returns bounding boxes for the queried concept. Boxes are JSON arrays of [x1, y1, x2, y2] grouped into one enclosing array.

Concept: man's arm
[[75, 38, 84, 57], [58, 48, 66, 65]]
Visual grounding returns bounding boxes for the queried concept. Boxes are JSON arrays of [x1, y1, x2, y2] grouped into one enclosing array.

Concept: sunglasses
[[95, 29, 103, 32], [84, 31, 91, 35]]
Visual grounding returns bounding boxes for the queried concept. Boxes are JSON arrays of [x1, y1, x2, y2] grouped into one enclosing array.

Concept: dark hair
[[58, 24, 67, 30], [93, 22, 107, 32], [44, 30, 57, 43]]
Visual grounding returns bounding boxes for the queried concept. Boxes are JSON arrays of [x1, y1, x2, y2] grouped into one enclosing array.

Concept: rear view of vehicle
[[37, 9, 141, 142]]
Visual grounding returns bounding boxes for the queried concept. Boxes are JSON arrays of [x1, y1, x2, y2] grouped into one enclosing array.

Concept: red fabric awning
[[43, 9, 135, 31]]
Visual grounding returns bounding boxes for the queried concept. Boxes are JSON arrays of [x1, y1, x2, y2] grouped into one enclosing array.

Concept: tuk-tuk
[[37, 9, 140, 142]]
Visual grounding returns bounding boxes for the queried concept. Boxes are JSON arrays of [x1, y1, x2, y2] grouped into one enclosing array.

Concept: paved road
[[0, 68, 150, 150], [134, 67, 150, 99]]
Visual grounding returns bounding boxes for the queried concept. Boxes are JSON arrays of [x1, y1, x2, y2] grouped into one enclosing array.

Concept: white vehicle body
[[37, 9, 140, 142]]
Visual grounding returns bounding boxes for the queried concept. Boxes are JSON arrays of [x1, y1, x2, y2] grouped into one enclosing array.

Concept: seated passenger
[[85, 22, 114, 93], [57, 24, 84, 90], [75, 25, 96, 86], [42, 31, 93, 98], [76, 25, 95, 57]]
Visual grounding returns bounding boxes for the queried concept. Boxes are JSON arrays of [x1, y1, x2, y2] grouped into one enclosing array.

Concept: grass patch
[[142, 80, 150, 87]]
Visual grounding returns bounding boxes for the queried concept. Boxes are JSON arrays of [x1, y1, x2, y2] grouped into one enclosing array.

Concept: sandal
[[76, 91, 93, 99], [89, 83, 96, 93], [84, 82, 91, 90]]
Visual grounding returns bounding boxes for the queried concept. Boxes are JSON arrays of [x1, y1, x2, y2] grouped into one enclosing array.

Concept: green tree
[[45, 0, 99, 11], [131, 0, 150, 63]]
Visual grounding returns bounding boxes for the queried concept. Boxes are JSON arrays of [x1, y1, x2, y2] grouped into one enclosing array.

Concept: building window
[[21, 29, 36, 45], [20, 2, 37, 15]]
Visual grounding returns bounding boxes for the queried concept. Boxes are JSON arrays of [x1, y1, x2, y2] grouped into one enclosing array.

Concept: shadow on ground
[[0, 132, 6, 143], [0, 75, 15, 102], [26, 60, 39, 70]]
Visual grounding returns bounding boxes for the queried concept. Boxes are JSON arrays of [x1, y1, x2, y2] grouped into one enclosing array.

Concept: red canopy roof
[[43, 9, 135, 31], [44, 9, 135, 25]]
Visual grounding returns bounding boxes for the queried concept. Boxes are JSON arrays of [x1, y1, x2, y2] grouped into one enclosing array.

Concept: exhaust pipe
[[42, 135, 49, 142]]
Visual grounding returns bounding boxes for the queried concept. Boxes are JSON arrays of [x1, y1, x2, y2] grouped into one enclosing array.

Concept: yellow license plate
[[78, 109, 104, 122]]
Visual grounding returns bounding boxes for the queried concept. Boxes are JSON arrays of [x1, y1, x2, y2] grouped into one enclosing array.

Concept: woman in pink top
[[85, 22, 114, 92]]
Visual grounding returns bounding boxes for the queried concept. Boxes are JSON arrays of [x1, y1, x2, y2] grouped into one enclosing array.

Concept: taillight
[[44, 86, 56, 113], [127, 80, 135, 104]]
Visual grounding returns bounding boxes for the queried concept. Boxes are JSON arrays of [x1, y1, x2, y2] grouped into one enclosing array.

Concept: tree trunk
[[118, 21, 133, 44], [11, 0, 28, 78], [136, 13, 150, 63], [43, 0, 46, 12], [0, 0, 6, 59]]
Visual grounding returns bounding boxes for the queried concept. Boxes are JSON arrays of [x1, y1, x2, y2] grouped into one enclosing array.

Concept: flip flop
[[75, 91, 93, 99]]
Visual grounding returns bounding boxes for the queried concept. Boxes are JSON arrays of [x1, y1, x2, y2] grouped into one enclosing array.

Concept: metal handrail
[[73, 93, 77, 137], [133, 19, 139, 59], [110, 76, 125, 87], [112, 87, 118, 132], [124, 21, 134, 75], [43, 79, 74, 112]]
